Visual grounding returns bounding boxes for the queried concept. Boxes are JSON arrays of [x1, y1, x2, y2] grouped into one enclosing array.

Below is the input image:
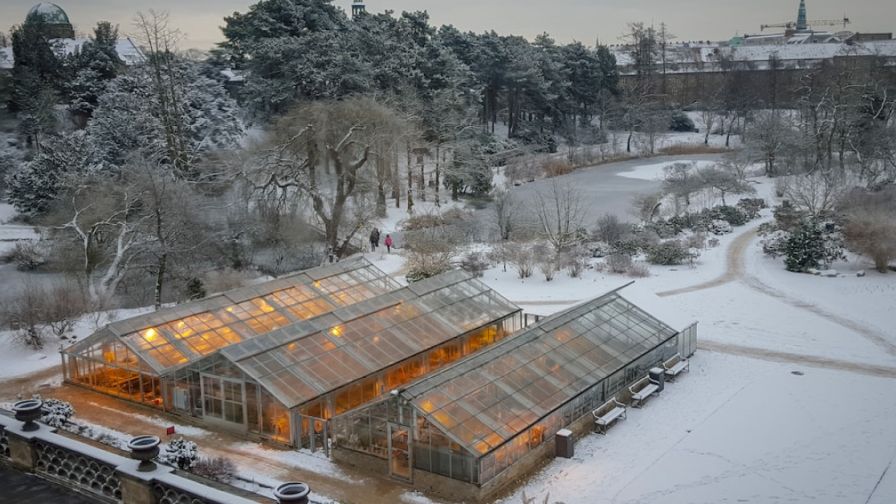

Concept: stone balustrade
[[0, 409, 311, 504]]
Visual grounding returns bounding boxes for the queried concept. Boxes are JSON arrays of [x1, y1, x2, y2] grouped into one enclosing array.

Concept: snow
[[86, 401, 211, 438], [617, 160, 716, 182], [232, 442, 355, 481], [500, 352, 896, 504], [0, 307, 152, 379]]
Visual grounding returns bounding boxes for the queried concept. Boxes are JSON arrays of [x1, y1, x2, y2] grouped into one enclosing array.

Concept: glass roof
[[221, 270, 521, 409], [65, 257, 401, 374], [401, 291, 678, 457]]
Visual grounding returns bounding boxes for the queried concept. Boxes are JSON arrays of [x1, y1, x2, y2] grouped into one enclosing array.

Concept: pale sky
[[1, 0, 894, 49]]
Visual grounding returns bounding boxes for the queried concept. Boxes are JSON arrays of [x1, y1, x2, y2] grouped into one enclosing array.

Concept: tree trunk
[[154, 253, 167, 310]]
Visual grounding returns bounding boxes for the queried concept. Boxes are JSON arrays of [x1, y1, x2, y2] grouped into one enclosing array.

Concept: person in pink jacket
[[384, 234, 393, 253]]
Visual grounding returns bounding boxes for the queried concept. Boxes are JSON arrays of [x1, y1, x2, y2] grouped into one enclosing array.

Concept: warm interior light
[[329, 325, 343, 337], [421, 400, 435, 413], [144, 328, 158, 341]]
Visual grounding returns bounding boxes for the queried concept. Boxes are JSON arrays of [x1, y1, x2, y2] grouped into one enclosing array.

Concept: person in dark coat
[[369, 228, 380, 252]]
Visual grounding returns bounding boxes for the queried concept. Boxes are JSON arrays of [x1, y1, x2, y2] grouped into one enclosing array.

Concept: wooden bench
[[629, 376, 660, 408], [592, 398, 627, 435], [663, 353, 690, 381]]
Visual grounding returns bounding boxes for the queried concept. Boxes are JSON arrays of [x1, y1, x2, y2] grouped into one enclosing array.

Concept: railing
[[33, 437, 122, 502], [0, 422, 9, 458], [0, 409, 278, 504]]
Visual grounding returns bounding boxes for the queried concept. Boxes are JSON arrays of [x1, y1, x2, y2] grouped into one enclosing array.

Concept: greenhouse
[[61, 258, 523, 449], [330, 287, 697, 498]]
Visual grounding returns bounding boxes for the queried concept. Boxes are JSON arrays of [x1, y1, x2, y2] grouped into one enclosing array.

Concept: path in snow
[[698, 340, 896, 379], [658, 224, 896, 360], [656, 226, 759, 297]]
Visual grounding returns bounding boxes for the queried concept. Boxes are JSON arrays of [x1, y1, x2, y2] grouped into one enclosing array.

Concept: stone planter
[[13, 399, 43, 431], [274, 482, 311, 504], [128, 435, 161, 472]]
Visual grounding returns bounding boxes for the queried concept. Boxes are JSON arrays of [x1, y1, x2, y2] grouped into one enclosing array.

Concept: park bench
[[663, 353, 690, 381], [592, 398, 627, 435], [629, 376, 660, 408]]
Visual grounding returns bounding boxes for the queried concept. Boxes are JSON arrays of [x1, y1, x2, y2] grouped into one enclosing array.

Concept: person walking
[[369, 228, 380, 252], [384, 234, 393, 254]]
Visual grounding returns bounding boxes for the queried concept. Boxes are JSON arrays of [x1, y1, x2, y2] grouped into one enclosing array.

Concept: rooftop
[[401, 289, 678, 456]]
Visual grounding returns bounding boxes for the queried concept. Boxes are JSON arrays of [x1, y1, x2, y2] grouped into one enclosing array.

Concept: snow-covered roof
[[49, 37, 146, 66], [0, 47, 12, 70], [612, 39, 896, 74], [220, 68, 245, 83]]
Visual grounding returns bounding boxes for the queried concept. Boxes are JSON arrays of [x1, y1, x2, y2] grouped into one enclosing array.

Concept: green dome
[[27, 3, 71, 25]]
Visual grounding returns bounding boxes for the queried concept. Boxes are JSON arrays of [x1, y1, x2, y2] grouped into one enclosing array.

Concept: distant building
[[27, 3, 75, 39], [0, 3, 145, 74], [351, 0, 367, 18]]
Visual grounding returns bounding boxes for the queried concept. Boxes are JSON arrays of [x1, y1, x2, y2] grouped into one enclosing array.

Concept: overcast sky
[[2, 0, 894, 49]]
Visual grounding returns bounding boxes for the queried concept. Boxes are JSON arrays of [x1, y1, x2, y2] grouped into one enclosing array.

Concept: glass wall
[[65, 342, 165, 409], [300, 314, 523, 420], [476, 333, 680, 484]]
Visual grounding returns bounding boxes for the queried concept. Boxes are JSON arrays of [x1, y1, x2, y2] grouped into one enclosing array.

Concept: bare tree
[[493, 188, 518, 242], [777, 171, 850, 218], [57, 179, 150, 305], [533, 180, 585, 253], [841, 187, 896, 273], [247, 98, 405, 259], [697, 165, 755, 205], [746, 111, 795, 177], [134, 11, 192, 178]]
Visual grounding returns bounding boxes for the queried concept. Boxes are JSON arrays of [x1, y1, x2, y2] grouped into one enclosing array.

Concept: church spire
[[796, 0, 808, 31]]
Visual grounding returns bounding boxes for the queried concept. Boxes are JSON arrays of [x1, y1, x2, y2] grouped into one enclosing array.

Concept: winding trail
[[656, 226, 759, 297], [660, 224, 896, 360]]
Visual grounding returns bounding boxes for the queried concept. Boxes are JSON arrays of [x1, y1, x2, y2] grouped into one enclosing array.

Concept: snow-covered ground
[[498, 352, 896, 504], [1, 153, 894, 504], [0, 307, 152, 379]]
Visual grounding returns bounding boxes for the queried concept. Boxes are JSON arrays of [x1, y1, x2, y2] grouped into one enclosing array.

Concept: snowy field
[[498, 352, 896, 504], [1, 151, 894, 504]]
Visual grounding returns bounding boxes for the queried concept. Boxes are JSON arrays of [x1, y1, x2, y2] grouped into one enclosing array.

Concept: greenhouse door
[[388, 423, 412, 482], [298, 415, 328, 455], [200, 374, 246, 429]]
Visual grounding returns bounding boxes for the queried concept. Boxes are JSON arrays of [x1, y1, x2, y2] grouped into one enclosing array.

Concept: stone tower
[[352, 0, 367, 19], [796, 0, 808, 31]]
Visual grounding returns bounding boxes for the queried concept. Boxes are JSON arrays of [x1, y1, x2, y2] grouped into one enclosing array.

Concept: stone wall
[[0, 411, 268, 504]]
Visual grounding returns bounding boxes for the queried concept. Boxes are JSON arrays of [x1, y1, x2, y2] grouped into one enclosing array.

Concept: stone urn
[[128, 435, 161, 472], [13, 399, 43, 432], [274, 482, 311, 504]]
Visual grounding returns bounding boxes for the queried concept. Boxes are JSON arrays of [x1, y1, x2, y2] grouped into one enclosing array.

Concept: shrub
[[459, 252, 489, 278], [708, 220, 732, 235], [6, 241, 47, 271], [669, 111, 697, 132], [716, 206, 749, 226], [606, 253, 633, 274], [192, 457, 237, 483], [685, 232, 707, 250], [736, 198, 768, 220], [760, 230, 790, 258], [646, 241, 696, 266], [159, 438, 198, 470], [784, 219, 846, 273], [41, 398, 75, 428], [593, 214, 630, 245], [841, 187, 896, 273], [560, 246, 590, 278], [626, 261, 651, 278], [543, 160, 574, 178], [506, 242, 535, 279]]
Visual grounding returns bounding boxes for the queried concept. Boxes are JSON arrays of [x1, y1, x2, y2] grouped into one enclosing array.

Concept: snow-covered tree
[[6, 130, 95, 214], [66, 22, 124, 122]]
